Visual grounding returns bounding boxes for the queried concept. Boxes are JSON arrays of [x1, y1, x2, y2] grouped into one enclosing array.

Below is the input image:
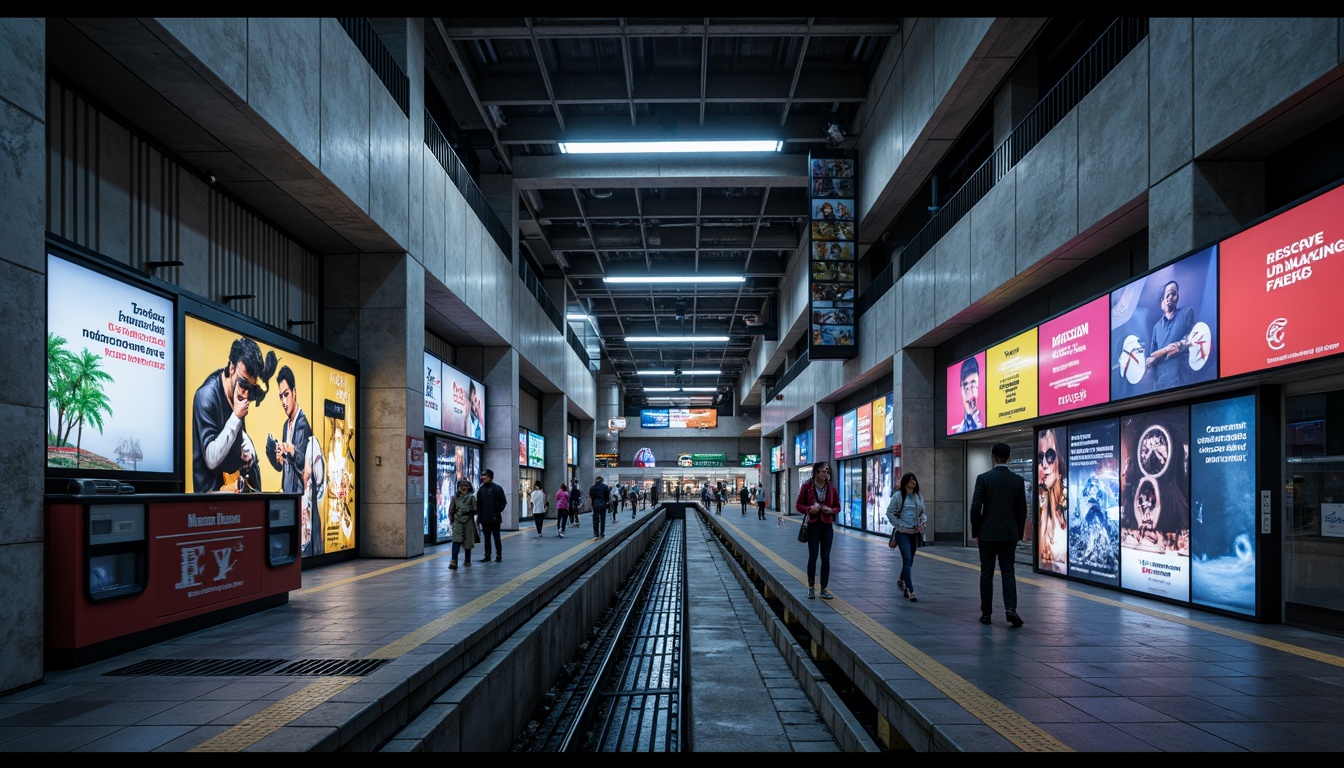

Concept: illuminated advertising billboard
[[423, 352, 442, 432], [872, 395, 889, 452], [1219, 183, 1344, 377], [986, 328, 1039, 427], [518, 429, 527, 466], [808, 152, 859, 361], [794, 429, 813, 466], [1066, 417, 1120, 587], [47, 252, 176, 477], [1038, 296, 1110, 417], [440, 361, 485, 442], [430, 439, 480, 544], [1189, 394, 1257, 615], [1119, 405, 1191, 601], [527, 430, 545, 469], [739, 453, 760, 467], [184, 315, 357, 557], [770, 444, 786, 473], [568, 434, 578, 466], [946, 352, 987, 436], [640, 408, 719, 429], [841, 410, 856, 457], [856, 403, 873, 454], [1109, 245, 1219, 400], [1035, 426, 1069, 575]]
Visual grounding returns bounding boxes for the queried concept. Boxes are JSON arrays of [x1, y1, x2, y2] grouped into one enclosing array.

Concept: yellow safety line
[[722, 516, 1071, 751], [191, 533, 595, 751]]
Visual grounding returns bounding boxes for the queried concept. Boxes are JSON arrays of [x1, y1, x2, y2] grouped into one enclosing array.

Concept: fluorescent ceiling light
[[637, 369, 721, 376], [559, 139, 782, 154], [606, 275, 745, 284], [566, 313, 589, 321], [646, 396, 715, 402], [626, 335, 729, 343], [644, 387, 718, 393]]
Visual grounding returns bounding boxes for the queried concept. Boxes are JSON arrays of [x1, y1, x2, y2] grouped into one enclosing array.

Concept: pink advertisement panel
[[1038, 296, 1111, 416], [946, 352, 987, 436]]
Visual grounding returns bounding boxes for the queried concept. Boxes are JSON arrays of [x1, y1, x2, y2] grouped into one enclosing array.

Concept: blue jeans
[[805, 522, 834, 588], [557, 509, 568, 533], [895, 531, 918, 592]]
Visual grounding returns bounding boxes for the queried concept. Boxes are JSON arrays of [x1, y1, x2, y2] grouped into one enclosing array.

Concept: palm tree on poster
[[67, 347, 114, 467], [47, 333, 79, 445]]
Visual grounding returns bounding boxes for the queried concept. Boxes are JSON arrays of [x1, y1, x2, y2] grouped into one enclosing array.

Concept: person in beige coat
[[449, 479, 479, 569]]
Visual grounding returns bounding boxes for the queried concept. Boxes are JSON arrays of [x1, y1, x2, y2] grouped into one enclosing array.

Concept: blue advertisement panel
[[1190, 395, 1257, 615], [1109, 245, 1219, 400], [641, 409, 670, 428], [1066, 418, 1121, 587], [1119, 405, 1191, 602], [795, 429, 813, 466]]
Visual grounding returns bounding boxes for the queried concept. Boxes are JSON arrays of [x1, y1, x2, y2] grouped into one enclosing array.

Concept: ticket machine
[[46, 490, 303, 668]]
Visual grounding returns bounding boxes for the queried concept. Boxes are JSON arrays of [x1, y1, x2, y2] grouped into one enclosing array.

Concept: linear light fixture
[[626, 335, 729, 343], [605, 275, 745, 284], [637, 369, 721, 376], [643, 387, 718, 393], [559, 139, 782, 154], [646, 396, 715, 402], [566, 313, 590, 321]]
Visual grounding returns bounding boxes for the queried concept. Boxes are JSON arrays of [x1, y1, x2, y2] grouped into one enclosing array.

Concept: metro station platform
[[2, 503, 1343, 752]]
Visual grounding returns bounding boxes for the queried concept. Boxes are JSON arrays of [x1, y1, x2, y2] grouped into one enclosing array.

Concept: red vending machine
[[46, 490, 302, 669]]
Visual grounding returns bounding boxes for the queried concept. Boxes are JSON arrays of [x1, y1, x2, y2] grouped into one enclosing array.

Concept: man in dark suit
[[969, 442, 1028, 627], [476, 469, 507, 562]]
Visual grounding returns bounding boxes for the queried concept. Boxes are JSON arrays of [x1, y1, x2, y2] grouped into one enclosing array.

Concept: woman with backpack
[[885, 472, 927, 602]]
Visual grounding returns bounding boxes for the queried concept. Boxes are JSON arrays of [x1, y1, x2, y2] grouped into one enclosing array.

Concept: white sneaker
[[559, 533, 564, 538]]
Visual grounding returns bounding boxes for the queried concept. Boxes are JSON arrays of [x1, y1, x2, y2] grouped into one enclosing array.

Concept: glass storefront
[[1283, 380, 1344, 631]]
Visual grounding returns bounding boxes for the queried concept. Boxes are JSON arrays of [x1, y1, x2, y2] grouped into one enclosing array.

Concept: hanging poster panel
[[1038, 296, 1111, 417], [439, 361, 486, 442], [1035, 426, 1069, 575], [871, 395, 889, 452], [527, 431, 545, 469], [808, 151, 858, 360], [1190, 395, 1257, 615], [866, 452, 894, 533], [856, 402, 873, 454], [433, 439, 458, 543], [842, 410, 857, 457], [1219, 183, 1344, 378], [985, 329, 1039, 427], [794, 429, 813, 466], [1066, 418, 1121, 587], [1109, 245, 1219, 401], [1119, 405, 1191, 601], [47, 253, 176, 476], [423, 352, 442, 431], [946, 352, 988, 436], [770, 444, 786, 473]]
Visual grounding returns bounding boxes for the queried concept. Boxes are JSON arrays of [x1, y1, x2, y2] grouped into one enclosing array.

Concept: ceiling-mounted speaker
[[743, 314, 763, 326]]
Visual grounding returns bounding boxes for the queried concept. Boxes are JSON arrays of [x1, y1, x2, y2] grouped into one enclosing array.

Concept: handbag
[[887, 529, 898, 549], [797, 520, 810, 543]]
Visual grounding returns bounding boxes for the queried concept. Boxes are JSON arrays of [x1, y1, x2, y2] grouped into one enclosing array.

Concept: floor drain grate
[[106, 659, 286, 676], [105, 658, 391, 677]]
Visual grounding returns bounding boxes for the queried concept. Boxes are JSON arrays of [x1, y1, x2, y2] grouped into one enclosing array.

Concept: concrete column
[[353, 252, 425, 558], [541, 392, 567, 497], [577, 417, 597, 492], [0, 17, 47, 694], [481, 346, 519, 530], [1149, 160, 1265, 268]]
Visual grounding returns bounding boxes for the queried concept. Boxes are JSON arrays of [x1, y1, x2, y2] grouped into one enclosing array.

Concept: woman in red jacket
[[795, 461, 840, 600]]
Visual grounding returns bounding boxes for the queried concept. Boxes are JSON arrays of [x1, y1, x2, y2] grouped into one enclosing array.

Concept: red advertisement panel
[[152, 501, 265, 618], [1220, 183, 1344, 377], [946, 352, 987, 435], [856, 403, 873, 454]]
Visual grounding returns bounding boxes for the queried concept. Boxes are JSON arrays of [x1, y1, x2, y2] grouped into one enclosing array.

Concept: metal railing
[[424, 112, 513, 258], [337, 18, 409, 117]]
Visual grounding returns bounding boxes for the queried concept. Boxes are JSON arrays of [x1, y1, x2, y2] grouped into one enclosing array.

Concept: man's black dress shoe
[[1006, 611, 1024, 628], [978, 615, 991, 625]]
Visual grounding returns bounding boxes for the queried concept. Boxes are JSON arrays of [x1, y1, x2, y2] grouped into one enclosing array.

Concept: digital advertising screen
[[808, 152, 859, 361], [670, 408, 718, 429], [1039, 296, 1110, 417], [1109, 245, 1219, 400], [1219, 183, 1344, 378], [568, 434, 578, 466], [986, 328, 1039, 427], [770, 444, 786, 473], [518, 429, 528, 466], [423, 351, 442, 431], [527, 430, 545, 469], [866, 453, 894, 533], [872, 395, 890, 452], [1066, 417, 1120, 587], [433, 440, 458, 543], [856, 402, 873, 454], [841, 410, 856, 458], [740, 453, 760, 467], [1035, 426, 1069, 575], [47, 252, 176, 477], [439, 361, 486, 442], [1119, 405, 1191, 601], [633, 447, 656, 467], [641, 409, 670, 428], [310, 361, 357, 556], [833, 415, 843, 458], [946, 352, 987, 436], [1190, 394, 1258, 615], [795, 429, 813, 466]]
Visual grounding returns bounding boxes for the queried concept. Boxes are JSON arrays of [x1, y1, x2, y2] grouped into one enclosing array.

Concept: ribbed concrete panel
[[933, 213, 972, 329], [1077, 41, 1148, 235], [319, 20, 371, 215], [1149, 19, 1193, 186], [1013, 111, 1078, 272], [248, 18, 321, 167], [1193, 18, 1341, 156]]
